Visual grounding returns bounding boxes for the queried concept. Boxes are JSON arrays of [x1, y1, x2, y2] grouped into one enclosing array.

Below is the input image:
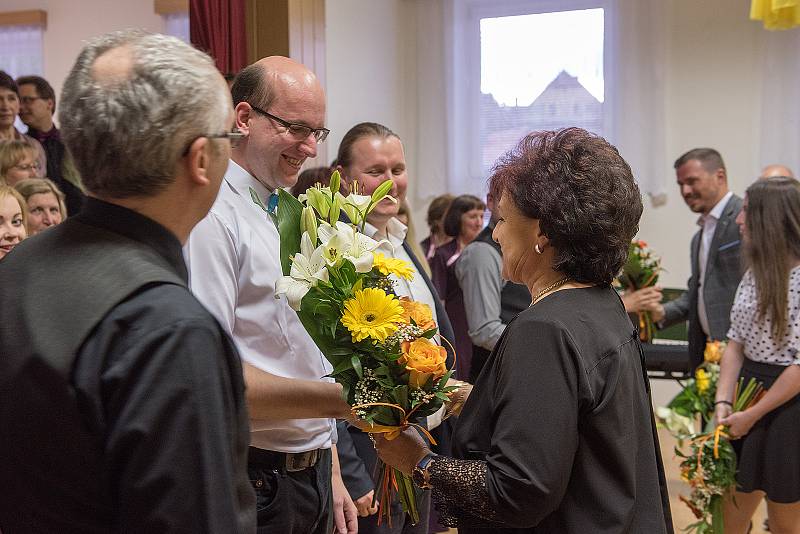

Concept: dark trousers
[[357, 490, 431, 534], [248, 447, 332, 534]]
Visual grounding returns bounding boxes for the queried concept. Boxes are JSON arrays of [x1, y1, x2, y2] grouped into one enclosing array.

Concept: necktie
[[267, 192, 279, 214]]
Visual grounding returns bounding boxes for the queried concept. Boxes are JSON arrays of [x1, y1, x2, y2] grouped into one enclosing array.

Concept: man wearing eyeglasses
[[185, 56, 357, 534], [0, 70, 47, 176], [0, 31, 254, 532], [17, 75, 86, 215]]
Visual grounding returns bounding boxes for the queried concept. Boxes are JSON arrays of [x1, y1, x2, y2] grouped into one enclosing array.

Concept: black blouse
[[428, 285, 672, 533]]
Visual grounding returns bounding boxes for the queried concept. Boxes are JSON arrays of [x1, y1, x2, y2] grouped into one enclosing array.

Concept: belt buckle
[[286, 449, 319, 472]]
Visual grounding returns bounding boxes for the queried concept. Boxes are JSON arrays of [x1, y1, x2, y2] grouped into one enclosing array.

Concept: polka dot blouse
[[727, 267, 800, 366]]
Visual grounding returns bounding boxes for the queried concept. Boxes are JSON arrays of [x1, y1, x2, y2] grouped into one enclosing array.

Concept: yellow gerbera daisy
[[373, 252, 414, 281], [341, 287, 404, 343]]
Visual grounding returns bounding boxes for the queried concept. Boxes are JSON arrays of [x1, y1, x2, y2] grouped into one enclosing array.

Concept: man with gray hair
[[0, 30, 255, 532]]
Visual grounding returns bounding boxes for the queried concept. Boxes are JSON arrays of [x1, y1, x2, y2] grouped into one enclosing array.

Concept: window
[[0, 24, 44, 78], [447, 0, 612, 195], [0, 11, 47, 134], [479, 8, 605, 175], [164, 12, 190, 43]]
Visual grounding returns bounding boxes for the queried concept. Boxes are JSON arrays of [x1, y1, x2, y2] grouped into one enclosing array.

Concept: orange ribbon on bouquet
[[689, 425, 730, 489], [350, 402, 437, 445]]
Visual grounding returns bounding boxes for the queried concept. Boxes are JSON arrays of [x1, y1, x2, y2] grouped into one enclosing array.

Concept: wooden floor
[[440, 380, 769, 533]]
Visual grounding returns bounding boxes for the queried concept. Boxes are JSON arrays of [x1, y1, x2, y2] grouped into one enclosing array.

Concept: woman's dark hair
[[290, 166, 337, 198], [442, 194, 485, 238], [426, 194, 454, 233], [336, 122, 398, 170], [0, 70, 18, 96], [489, 127, 643, 285], [743, 177, 800, 341]]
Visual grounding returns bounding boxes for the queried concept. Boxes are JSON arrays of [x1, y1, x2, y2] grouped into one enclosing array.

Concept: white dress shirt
[[364, 217, 445, 427], [363, 218, 439, 328], [697, 191, 733, 336], [184, 160, 335, 453]]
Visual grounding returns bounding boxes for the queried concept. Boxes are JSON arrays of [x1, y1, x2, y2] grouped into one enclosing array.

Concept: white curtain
[[164, 13, 191, 43], [0, 25, 44, 78], [757, 28, 800, 178], [607, 0, 668, 204]]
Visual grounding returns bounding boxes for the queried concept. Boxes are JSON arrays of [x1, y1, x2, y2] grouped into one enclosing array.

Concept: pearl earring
[[535, 244, 543, 254]]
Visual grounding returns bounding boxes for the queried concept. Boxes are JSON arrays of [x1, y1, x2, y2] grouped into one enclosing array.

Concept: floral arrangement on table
[[617, 240, 663, 342], [273, 170, 457, 525], [656, 341, 764, 533]]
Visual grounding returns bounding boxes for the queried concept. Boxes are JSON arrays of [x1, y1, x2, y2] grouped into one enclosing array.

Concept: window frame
[[446, 0, 615, 193]]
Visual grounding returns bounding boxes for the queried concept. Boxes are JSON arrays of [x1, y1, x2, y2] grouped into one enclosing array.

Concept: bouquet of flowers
[[273, 171, 456, 525], [657, 341, 764, 533], [618, 240, 663, 342]]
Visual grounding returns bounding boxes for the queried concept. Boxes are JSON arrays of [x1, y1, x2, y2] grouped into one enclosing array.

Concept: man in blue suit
[[653, 148, 744, 370]]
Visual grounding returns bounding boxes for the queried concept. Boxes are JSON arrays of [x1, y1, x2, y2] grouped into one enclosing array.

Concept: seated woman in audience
[[421, 194, 453, 260], [715, 176, 800, 534], [0, 184, 27, 260], [14, 178, 65, 234], [430, 194, 485, 380], [0, 140, 42, 186], [374, 128, 672, 533]]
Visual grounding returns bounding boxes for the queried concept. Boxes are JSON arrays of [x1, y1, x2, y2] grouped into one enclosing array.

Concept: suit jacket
[[337, 240, 455, 504], [662, 194, 744, 369]]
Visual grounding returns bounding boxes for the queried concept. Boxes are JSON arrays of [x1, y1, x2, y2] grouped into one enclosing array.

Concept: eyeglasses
[[182, 128, 245, 156], [248, 104, 329, 143], [20, 96, 44, 105], [12, 162, 40, 171]]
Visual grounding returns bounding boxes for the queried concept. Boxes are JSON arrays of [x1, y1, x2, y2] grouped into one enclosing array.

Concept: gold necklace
[[532, 277, 571, 305]]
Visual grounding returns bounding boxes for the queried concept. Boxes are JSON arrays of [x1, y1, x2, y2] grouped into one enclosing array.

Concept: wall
[[325, 0, 776, 289], [0, 0, 165, 101], [0, 0, 783, 290], [640, 0, 764, 287]]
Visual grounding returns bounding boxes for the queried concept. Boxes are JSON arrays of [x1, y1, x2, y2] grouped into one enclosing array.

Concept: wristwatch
[[412, 453, 437, 489]]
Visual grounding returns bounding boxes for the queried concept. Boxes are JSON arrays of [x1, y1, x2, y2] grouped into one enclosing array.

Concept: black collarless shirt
[[67, 199, 255, 532]]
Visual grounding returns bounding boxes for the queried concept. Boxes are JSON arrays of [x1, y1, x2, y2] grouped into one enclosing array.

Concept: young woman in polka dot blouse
[[715, 176, 800, 533]]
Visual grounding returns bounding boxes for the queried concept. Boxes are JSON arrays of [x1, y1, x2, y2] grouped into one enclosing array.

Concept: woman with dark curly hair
[[374, 128, 672, 533]]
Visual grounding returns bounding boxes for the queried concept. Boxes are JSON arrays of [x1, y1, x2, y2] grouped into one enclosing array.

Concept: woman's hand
[[714, 402, 732, 425], [444, 379, 472, 418], [373, 429, 430, 476], [720, 409, 760, 439]]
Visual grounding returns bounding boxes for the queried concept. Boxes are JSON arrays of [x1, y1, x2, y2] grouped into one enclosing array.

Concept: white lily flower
[[336, 191, 373, 226], [275, 276, 311, 311], [275, 232, 329, 310], [299, 186, 333, 218], [318, 223, 385, 272], [317, 221, 352, 244]]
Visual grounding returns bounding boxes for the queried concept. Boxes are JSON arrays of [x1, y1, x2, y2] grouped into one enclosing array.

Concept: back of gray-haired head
[[59, 30, 230, 198]]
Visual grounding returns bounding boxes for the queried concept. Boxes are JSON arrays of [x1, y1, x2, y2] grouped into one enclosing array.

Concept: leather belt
[[248, 446, 323, 473]]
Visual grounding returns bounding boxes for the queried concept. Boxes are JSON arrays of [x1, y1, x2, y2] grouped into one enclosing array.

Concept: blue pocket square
[[718, 240, 740, 251]]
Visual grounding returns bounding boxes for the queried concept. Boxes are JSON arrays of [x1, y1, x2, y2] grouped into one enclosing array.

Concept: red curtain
[[189, 0, 248, 75]]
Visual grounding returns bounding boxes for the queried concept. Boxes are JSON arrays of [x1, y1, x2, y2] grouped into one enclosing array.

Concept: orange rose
[[399, 338, 448, 389], [399, 297, 436, 331], [704, 340, 724, 364]]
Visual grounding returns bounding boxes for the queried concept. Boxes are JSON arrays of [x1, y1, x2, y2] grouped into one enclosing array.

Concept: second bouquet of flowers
[[273, 171, 456, 525]]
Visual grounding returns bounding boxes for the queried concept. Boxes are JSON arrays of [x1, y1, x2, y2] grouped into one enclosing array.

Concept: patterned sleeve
[[726, 270, 752, 344], [788, 271, 800, 366], [427, 456, 506, 529]]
